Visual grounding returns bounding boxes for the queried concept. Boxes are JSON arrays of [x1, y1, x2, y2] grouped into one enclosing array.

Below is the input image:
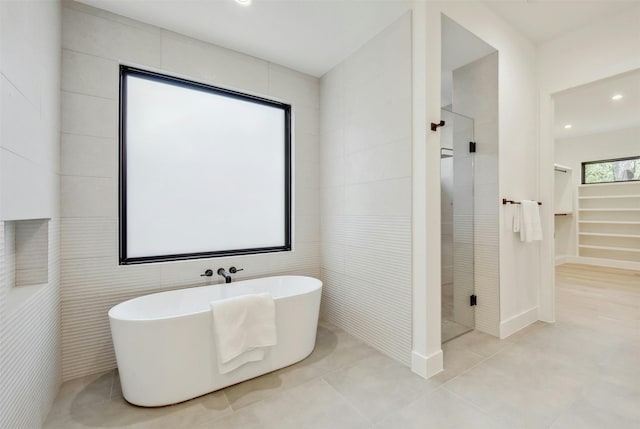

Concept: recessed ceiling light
[[235, 0, 251, 6], [611, 94, 623, 101], [564, 124, 572, 129]]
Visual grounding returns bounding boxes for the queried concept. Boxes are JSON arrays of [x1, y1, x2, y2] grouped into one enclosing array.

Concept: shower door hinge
[[469, 141, 476, 153], [470, 294, 477, 306]]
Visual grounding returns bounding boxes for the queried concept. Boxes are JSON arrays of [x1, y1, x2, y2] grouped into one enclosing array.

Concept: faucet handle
[[229, 266, 244, 274], [200, 269, 213, 277]]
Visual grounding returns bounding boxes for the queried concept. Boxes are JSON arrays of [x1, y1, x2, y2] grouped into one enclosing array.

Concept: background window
[[119, 66, 291, 264], [582, 156, 640, 184]]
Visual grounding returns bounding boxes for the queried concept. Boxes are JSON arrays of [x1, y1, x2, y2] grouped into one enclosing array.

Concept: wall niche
[[4, 219, 49, 288]]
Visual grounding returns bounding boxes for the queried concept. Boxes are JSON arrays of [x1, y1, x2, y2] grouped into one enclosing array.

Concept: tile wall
[[319, 13, 413, 365], [0, 1, 62, 426], [60, 1, 320, 380]]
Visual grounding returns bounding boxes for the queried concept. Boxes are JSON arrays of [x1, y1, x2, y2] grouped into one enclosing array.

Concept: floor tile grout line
[[320, 356, 432, 423], [108, 369, 116, 400], [221, 389, 235, 414], [376, 380, 485, 427], [223, 332, 376, 412], [444, 335, 517, 360], [358, 382, 448, 427], [194, 391, 235, 427], [316, 377, 374, 426], [440, 385, 512, 426], [544, 390, 587, 429], [218, 369, 372, 427], [223, 359, 360, 413], [437, 360, 566, 429], [438, 340, 516, 388]]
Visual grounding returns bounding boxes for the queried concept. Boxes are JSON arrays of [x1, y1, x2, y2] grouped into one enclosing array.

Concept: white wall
[[319, 13, 413, 365], [0, 1, 62, 427], [538, 5, 640, 322], [412, 1, 538, 376], [554, 126, 640, 257], [60, 1, 320, 380]]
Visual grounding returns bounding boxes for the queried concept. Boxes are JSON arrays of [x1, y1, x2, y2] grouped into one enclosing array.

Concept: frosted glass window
[[119, 66, 291, 264]]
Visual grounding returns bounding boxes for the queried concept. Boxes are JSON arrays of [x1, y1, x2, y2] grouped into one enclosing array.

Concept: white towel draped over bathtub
[[210, 293, 277, 374], [514, 200, 543, 243]]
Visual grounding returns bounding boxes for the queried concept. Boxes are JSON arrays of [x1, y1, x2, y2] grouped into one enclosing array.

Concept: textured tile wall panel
[[60, 4, 320, 380], [61, 218, 117, 260], [452, 213, 474, 327], [0, 0, 62, 426], [321, 265, 411, 365], [474, 216, 500, 336], [0, 220, 61, 429], [4, 222, 16, 288], [0, 224, 5, 424], [319, 13, 412, 367], [320, 215, 412, 365]]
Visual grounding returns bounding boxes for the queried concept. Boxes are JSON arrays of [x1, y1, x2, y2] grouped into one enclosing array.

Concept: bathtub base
[[123, 344, 316, 407], [109, 276, 322, 407]]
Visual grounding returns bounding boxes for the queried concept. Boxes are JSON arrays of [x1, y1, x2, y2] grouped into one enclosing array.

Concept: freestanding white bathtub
[[108, 275, 322, 407]]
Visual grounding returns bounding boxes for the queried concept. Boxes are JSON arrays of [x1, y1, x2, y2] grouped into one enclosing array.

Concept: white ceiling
[[554, 69, 640, 139], [483, 0, 639, 44], [77, 0, 637, 78], [77, 0, 411, 77]]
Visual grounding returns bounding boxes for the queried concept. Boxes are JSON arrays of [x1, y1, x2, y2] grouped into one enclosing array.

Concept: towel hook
[[430, 120, 445, 132]]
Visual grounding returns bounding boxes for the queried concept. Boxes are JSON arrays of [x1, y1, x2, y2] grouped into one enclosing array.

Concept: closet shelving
[[554, 164, 573, 216], [577, 181, 640, 264]]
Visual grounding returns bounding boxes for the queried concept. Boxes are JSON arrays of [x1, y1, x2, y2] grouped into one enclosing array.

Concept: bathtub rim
[[108, 275, 322, 322]]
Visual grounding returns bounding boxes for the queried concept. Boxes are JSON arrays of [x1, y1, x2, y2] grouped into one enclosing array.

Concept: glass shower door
[[440, 109, 475, 342]]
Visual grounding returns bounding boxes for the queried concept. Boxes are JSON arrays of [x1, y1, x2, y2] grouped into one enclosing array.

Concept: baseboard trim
[[411, 349, 443, 379], [499, 307, 538, 339], [564, 256, 640, 271]]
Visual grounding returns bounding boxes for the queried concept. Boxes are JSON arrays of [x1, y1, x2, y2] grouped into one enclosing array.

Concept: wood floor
[[556, 263, 640, 340], [557, 263, 640, 292]]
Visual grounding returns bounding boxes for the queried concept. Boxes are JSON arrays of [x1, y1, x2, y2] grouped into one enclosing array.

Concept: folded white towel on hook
[[519, 200, 543, 242], [210, 293, 277, 374]]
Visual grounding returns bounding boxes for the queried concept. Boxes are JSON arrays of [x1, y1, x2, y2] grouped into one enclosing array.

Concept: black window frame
[[581, 155, 640, 185], [119, 65, 292, 265]]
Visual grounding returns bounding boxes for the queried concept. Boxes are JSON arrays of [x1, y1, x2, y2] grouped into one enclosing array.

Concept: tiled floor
[[44, 264, 639, 428]]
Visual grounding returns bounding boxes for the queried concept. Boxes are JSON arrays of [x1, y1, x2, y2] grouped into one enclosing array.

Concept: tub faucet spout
[[217, 268, 232, 284]]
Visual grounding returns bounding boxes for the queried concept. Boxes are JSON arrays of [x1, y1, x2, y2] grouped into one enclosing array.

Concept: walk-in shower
[[440, 108, 475, 342], [440, 13, 498, 343]]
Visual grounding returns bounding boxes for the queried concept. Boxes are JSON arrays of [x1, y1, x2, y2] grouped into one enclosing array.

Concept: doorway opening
[[440, 15, 498, 343]]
